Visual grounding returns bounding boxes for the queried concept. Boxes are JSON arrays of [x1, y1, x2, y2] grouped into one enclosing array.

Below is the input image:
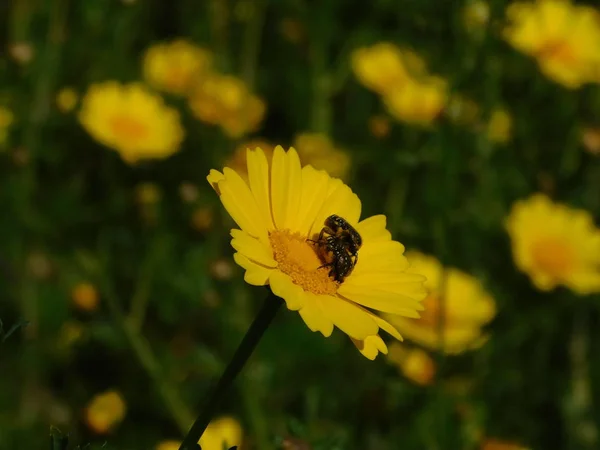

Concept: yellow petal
[[298, 292, 334, 337], [356, 215, 392, 242], [338, 284, 424, 316], [352, 335, 388, 360], [270, 146, 302, 230], [246, 148, 275, 230], [269, 270, 306, 310], [233, 253, 273, 285], [295, 165, 331, 236], [309, 182, 362, 239], [220, 168, 268, 241], [207, 169, 225, 195], [317, 295, 378, 340], [230, 229, 277, 267]]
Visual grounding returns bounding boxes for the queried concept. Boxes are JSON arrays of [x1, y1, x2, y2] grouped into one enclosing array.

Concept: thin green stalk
[[179, 291, 282, 450], [240, 0, 265, 91], [99, 276, 194, 434], [241, 375, 273, 450]]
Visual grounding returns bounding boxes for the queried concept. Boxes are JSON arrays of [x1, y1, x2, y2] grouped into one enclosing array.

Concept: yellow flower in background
[[156, 416, 242, 450], [464, 1, 491, 33], [385, 252, 496, 355], [351, 42, 426, 94], [191, 206, 214, 232], [135, 182, 162, 205], [387, 343, 436, 386], [481, 439, 531, 450], [143, 40, 213, 95], [582, 126, 600, 155], [368, 115, 391, 139], [384, 77, 448, 126], [85, 390, 126, 434], [56, 87, 78, 113], [293, 132, 351, 180], [506, 194, 600, 294], [504, 0, 600, 89], [487, 108, 513, 143], [71, 282, 99, 312], [188, 73, 266, 138], [79, 82, 184, 163], [155, 441, 180, 450], [208, 147, 427, 359]]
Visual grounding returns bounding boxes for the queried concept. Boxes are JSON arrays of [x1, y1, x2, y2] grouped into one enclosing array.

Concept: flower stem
[[179, 291, 283, 450]]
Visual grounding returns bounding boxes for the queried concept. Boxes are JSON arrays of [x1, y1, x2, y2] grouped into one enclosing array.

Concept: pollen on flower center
[[269, 229, 339, 295], [531, 237, 575, 278], [109, 115, 148, 141]]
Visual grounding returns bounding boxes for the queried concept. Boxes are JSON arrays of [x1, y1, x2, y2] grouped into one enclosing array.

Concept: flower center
[[538, 40, 577, 65], [109, 115, 148, 142], [269, 230, 339, 295], [531, 236, 575, 279]]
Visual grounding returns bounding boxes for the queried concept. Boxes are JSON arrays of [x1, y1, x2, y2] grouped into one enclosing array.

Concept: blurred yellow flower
[[71, 282, 99, 312], [481, 439, 530, 450], [504, 0, 600, 89], [191, 206, 214, 232], [351, 42, 426, 94], [156, 416, 242, 450], [387, 343, 436, 386], [385, 252, 496, 355], [506, 194, 600, 294], [487, 108, 513, 143], [179, 182, 200, 203], [581, 126, 600, 155], [143, 40, 213, 96], [384, 77, 448, 126], [368, 115, 391, 139], [189, 74, 266, 138], [155, 441, 180, 450], [79, 81, 184, 163], [56, 87, 78, 113], [207, 147, 427, 358], [464, 1, 491, 33], [85, 390, 126, 434], [293, 132, 351, 180], [135, 182, 162, 205]]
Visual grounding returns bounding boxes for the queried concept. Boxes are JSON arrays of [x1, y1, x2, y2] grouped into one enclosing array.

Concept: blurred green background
[[2, 0, 600, 449]]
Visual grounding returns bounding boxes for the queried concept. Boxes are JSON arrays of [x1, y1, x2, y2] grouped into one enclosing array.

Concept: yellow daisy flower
[[155, 416, 242, 450], [506, 193, 600, 294], [188, 73, 266, 138], [384, 252, 496, 355], [504, 0, 600, 89], [143, 40, 213, 96], [79, 81, 184, 164], [207, 146, 427, 359], [387, 343, 436, 386], [84, 390, 126, 434], [384, 76, 448, 126], [351, 42, 426, 95]]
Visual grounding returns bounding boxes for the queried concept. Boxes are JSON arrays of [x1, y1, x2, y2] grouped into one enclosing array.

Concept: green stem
[[241, 376, 273, 450], [179, 291, 282, 450], [100, 276, 194, 434], [240, 0, 265, 91]]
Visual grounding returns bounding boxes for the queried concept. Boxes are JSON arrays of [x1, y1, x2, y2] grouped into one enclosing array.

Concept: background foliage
[[1, 0, 600, 449]]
